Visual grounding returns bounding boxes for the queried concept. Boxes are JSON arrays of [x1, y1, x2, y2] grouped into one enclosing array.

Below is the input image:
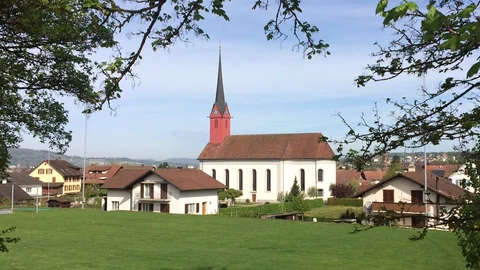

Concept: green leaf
[[406, 2, 418, 12], [467, 62, 480, 78], [458, 4, 476, 18], [376, 0, 388, 14]]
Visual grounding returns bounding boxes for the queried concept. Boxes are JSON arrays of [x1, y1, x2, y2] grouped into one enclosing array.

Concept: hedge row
[[327, 198, 363, 207], [219, 199, 323, 215]]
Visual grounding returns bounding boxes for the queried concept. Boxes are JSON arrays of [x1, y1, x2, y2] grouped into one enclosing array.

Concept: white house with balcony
[[102, 167, 225, 215], [356, 172, 464, 228]]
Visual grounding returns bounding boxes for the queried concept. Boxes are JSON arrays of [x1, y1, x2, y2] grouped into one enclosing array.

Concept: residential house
[[356, 172, 464, 228], [29, 159, 83, 195], [414, 163, 472, 191], [336, 169, 386, 191], [85, 165, 122, 186], [0, 183, 34, 204], [102, 167, 225, 214], [198, 49, 336, 202], [6, 172, 42, 198]]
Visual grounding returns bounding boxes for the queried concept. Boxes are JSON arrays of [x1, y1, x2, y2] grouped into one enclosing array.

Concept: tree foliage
[[158, 162, 169, 169], [292, 196, 310, 220], [290, 177, 300, 197], [329, 183, 356, 198], [0, 227, 20, 253], [384, 155, 402, 179], [218, 188, 243, 205], [329, 1, 480, 269], [1, 0, 326, 178]]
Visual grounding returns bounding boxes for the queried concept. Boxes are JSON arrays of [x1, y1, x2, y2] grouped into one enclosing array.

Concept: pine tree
[[290, 177, 300, 197]]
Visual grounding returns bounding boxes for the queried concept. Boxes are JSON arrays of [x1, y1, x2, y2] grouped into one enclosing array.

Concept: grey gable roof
[[8, 172, 43, 186]]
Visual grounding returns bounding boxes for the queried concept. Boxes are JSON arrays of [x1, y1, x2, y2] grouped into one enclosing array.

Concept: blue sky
[[20, 0, 461, 160]]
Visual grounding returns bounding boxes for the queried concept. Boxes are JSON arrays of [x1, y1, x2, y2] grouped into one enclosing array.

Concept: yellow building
[[29, 159, 83, 195]]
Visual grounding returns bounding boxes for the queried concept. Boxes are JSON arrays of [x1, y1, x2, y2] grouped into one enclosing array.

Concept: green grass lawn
[[306, 206, 363, 219], [0, 209, 466, 270]]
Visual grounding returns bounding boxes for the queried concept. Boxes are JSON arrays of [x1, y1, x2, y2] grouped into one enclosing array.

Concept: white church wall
[[200, 160, 281, 202], [200, 159, 336, 202]]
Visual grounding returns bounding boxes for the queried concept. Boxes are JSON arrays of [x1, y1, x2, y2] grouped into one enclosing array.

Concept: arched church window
[[215, 119, 218, 129], [266, 169, 271, 192], [225, 169, 229, 188], [318, 169, 324, 182], [225, 120, 228, 129], [212, 169, 216, 180], [300, 169, 305, 191], [252, 169, 257, 192], [238, 169, 243, 190]]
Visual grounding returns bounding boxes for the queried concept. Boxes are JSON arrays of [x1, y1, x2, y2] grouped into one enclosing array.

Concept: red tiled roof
[[154, 169, 226, 191], [426, 164, 463, 178], [336, 170, 361, 185], [102, 167, 226, 191], [85, 165, 122, 185], [101, 167, 153, 189], [363, 170, 385, 181], [356, 172, 465, 200], [198, 133, 335, 160]]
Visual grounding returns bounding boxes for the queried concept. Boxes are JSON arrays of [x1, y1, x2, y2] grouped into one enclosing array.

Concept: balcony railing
[[372, 202, 427, 213]]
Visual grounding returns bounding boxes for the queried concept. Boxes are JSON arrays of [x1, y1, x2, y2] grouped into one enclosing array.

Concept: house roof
[[41, 183, 64, 189], [85, 165, 122, 185], [362, 170, 385, 181], [7, 172, 43, 186], [198, 133, 335, 160], [101, 167, 154, 189], [154, 169, 226, 191], [102, 167, 226, 191], [36, 160, 83, 177], [0, 183, 34, 201], [426, 164, 463, 178], [356, 172, 465, 200], [336, 170, 361, 185]]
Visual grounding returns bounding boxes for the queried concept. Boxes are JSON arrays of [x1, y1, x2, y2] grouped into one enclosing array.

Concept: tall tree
[[325, 1, 480, 269], [1, 0, 327, 178]]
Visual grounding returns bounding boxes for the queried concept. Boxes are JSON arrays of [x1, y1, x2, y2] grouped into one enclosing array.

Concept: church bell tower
[[209, 47, 231, 143]]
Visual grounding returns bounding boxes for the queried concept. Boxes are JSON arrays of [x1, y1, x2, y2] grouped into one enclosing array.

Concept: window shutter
[[140, 184, 144, 198], [185, 204, 189, 214], [196, 203, 200, 213], [150, 184, 154, 198]]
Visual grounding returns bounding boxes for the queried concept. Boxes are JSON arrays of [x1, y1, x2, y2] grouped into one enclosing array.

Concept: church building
[[198, 49, 336, 202]]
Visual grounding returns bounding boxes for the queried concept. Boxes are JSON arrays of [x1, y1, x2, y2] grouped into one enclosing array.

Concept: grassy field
[[0, 209, 466, 270]]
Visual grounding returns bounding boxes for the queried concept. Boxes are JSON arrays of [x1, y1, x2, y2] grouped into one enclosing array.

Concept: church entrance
[[252, 194, 256, 203]]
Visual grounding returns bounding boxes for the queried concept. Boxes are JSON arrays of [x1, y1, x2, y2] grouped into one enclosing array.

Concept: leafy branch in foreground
[[1, 0, 327, 178], [0, 227, 20, 253]]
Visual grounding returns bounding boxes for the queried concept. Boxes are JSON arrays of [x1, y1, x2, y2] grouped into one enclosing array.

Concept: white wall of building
[[200, 159, 336, 202], [20, 185, 42, 198], [106, 172, 220, 214], [107, 189, 131, 211]]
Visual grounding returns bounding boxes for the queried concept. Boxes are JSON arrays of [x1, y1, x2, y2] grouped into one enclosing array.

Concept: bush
[[246, 198, 251, 204], [328, 198, 363, 207], [264, 202, 270, 205], [219, 199, 324, 217], [329, 183, 356, 198], [307, 186, 317, 198]]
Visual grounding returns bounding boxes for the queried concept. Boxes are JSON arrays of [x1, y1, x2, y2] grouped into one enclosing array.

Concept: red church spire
[[209, 46, 231, 143]]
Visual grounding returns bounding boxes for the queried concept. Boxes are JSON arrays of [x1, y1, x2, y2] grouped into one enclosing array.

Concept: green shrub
[[329, 198, 363, 207], [264, 202, 270, 205], [246, 199, 251, 204], [219, 199, 323, 217]]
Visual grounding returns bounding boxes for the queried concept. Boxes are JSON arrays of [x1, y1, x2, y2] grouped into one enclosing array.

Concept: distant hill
[[8, 148, 199, 168]]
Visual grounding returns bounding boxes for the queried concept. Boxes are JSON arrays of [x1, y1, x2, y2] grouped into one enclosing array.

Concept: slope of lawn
[[0, 209, 466, 270]]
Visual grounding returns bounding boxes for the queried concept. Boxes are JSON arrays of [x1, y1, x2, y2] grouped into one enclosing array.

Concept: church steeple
[[209, 46, 231, 143], [215, 47, 227, 114]]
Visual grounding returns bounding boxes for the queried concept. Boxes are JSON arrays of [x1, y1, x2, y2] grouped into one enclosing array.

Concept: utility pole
[[36, 185, 39, 213], [423, 75, 429, 227], [11, 184, 14, 212], [82, 113, 88, 209]]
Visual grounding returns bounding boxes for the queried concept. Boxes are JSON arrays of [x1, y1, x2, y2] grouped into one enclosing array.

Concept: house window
[[238, 169, 243, 191], [112, 201, 119, 210], [185, 203, 196, 214], [318, 169, 324, 181], [225, 169, 229, 189], [26, 188, 32, 193], [52, 177, 56, 183], [212, 169, 216, 180], [455, 180, 459, 186], [252, 169, 257, 192], [411, 190, 423, 204], [300, 169, 305, 191], [46, 169, 52, 174], [38, 169, 44, 174], [215, 119, 218, 129], [140, 203, 153, 212], [318, 189, 324, 197], [142, 184, 154, 199], [383, 190, 394, 203], [266, 169, 271, 192], [35, 177, 40, 180]]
